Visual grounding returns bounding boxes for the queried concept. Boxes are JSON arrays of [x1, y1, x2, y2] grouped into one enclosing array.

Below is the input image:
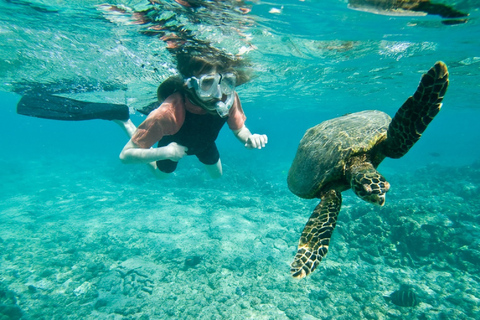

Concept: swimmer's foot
[[17, 93, 129, 121]]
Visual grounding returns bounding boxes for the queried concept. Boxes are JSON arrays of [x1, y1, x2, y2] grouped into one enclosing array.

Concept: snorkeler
[[116, 52, 268, 179], [17, 50, 268, 179]]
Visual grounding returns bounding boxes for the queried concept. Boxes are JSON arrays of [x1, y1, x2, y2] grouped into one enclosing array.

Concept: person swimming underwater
[[115, 51, 268, 179]]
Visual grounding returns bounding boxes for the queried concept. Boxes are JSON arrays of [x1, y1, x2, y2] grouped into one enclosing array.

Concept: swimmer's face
[[189, 67, 236, 109]]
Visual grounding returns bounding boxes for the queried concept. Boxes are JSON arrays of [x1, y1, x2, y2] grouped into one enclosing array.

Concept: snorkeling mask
[[185, 73, 237, 117]]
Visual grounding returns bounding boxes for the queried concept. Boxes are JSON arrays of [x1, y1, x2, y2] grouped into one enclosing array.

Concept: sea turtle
[[287, 61, 448, 278], [347, 0, 468, 19]]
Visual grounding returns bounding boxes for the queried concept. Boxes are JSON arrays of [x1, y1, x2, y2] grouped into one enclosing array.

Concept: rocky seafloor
[[1, 155, 479, 319]]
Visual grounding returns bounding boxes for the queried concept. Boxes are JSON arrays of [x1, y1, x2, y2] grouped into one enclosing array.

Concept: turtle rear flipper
[[291, 190, 341, 278], [384, 61, 449, 159]]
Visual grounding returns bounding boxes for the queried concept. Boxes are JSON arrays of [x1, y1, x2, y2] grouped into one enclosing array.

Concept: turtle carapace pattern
[[287, 61, 449, 278]]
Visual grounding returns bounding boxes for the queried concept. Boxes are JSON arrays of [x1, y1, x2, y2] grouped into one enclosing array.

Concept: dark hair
[[157, 75, 184, 101], [175, 49, 251, 86]]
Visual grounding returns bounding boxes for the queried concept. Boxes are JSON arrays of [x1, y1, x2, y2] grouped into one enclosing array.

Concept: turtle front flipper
[[291, 190, 342, 278], [384, 61, 449, 159], [412, 2, 469, 19]]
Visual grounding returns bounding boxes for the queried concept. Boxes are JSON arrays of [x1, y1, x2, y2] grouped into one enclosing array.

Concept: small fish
[[384, 285, 418, 307], [184, 255, 202, 269]]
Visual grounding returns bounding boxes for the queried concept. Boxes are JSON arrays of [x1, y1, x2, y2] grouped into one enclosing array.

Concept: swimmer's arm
[[233, 125, 268, 149], [114, 119, 187, 163], [119, 140, 187, 164], [114, 119, 162, 173]]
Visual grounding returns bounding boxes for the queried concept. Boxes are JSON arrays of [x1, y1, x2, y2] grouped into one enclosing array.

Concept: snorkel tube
[[215, 93, 234, 118]]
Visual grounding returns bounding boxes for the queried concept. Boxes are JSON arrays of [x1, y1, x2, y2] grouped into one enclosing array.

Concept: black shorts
[[156, 137, 220, 173]]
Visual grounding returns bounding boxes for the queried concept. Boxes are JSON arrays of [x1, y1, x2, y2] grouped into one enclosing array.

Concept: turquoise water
[[1, 1, 480, 319]]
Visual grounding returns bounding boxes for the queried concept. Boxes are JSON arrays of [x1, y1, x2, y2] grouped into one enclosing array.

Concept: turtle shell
[[348, 0, 431, 17], [287, 110, 392, 199]]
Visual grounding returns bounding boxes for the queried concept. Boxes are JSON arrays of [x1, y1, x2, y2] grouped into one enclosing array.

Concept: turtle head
[[349, 170, 390, 206]]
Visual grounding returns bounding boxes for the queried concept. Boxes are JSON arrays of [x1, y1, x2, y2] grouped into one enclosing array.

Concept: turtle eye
[[362, 184, 372, 193]]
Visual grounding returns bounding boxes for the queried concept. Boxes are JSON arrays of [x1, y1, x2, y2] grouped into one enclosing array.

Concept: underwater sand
[[1, 153, 479, 319]]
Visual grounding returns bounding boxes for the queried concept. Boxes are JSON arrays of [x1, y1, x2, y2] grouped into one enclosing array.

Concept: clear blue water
[[1, 1, 480, 319]]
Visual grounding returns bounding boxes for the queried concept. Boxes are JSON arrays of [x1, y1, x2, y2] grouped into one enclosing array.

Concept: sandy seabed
[[1, 155, 479, 319]]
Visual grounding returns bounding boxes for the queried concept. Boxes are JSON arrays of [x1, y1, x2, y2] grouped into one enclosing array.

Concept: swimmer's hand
[[245, 134, 268, 150], [166, 142, 188, 161], [233, 126, 268, 150]]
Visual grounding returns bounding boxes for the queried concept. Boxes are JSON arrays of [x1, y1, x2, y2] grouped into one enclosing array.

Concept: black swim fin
[[17, 93, 130, 121]]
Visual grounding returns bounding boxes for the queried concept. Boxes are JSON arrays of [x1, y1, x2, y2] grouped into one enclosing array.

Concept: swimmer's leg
[[204, 159, 223, 179], [147, 162, 171, 180], [113, 119, 137, 137], [16, 93, 165, 178], [197, 143, 222, 179]]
